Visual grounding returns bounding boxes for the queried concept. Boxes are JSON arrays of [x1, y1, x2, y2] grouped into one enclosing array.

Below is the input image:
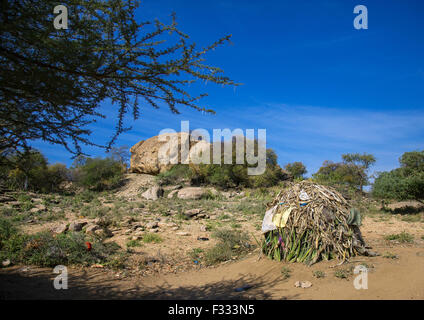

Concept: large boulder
[[177, 187, 208, 200], [130, 132, 210, 175], [141, 186, 164, 200]]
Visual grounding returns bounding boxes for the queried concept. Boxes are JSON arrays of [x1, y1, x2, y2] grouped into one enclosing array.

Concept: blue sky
[[34, 0, 424, 178]]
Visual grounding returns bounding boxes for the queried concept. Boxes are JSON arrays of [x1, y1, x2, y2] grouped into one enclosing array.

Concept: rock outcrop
[[130, 132, 210, 175]]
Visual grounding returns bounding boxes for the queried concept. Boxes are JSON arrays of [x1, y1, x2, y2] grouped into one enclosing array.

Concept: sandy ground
[[1, 216, 424, 300]]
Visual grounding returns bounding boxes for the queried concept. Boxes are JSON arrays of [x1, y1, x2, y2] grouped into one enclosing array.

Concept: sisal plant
[[261, 180, 369, 265]]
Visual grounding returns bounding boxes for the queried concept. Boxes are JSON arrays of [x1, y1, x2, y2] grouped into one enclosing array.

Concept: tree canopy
[[373, 150, 424, 201], [313, 153, 376, 192], [284, 161, 307, 179], [0, 0, 236, 155]]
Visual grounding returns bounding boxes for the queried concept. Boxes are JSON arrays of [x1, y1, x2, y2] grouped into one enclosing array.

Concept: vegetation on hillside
[[373, 151, 424, 201]]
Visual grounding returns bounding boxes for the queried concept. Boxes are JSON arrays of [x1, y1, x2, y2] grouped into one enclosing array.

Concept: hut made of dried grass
[[261, 181, 368, 265]]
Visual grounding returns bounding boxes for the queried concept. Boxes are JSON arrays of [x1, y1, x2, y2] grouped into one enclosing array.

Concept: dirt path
[[1, 244, 424, 300]]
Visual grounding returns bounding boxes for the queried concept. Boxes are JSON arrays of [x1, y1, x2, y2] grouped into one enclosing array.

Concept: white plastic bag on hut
[[261, 205, 278, 234]]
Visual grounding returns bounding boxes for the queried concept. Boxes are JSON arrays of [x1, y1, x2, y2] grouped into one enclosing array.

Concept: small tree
[[76, 157, 124, 191], [284, 162, 307, 180], [342, 153, 376, 192], [399, 151, 424, 175], [373, 150, 424, 201], [313, 153, 376, 192], [2, 149, 68, 192]]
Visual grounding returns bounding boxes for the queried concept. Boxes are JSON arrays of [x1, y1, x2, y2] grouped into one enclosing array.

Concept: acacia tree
[[284, 162, 307, 179], [0, 0, 236, 155], [313, 153, 376, 192], [342, 153, 376, 191]]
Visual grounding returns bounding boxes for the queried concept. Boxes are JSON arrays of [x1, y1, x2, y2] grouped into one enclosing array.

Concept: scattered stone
[[68, 221, 87, 232], [51, 207, 62, 213], [176, 231, 190, 236], [146, 221, 159, 229], [9, 201, 21, 208], [131, 235, 141, 241], [197, 237, 209, 241], [199, 225, 207, 232], [167, 189, 179, 199], [52, 223, 68, 234], [141, 186, 164, 200], [294, 281, 312, 288], [171, 226, 179, 231], [195, 213, 208, 219], [164, 185, 183, 191], [29, 204, 47, 213], [132, 223, 145, 231], [85, 224, 100, 234], [2, 259, 11, 267], [185, 208, 202, 217], [177, 187, 208, 200], [124, 229, 133, 235], [122, 217, 136, 226], [149, 228, 159, 233]]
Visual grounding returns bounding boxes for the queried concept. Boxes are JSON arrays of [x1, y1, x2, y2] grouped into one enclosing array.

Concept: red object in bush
[[85, 242, 92, 251]]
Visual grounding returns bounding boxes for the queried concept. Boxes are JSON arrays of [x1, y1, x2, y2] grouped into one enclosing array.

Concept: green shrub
[[373, 169, 424, 201], [156, 164, 192, 185], [204, 229, 251, 265], [281, 266, 291, 280], [142, 233, 163, 243], [313, 270, 326, 278], [373, 150, 424, 201], [0, 218, 17, 250], [0, 231, 121, 267], [126, 239, 143, 248], [75, 157, 124, 191], [156, 145, 289, 189], [2, 149, 69, 192], [384, 231, 414, 243]]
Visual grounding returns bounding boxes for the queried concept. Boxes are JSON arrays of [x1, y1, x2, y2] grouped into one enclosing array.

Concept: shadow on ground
[[0, 267, 292, 300]]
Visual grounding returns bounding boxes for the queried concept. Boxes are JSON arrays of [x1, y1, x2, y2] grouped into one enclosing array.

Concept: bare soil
[[1, 215, 424, 300]]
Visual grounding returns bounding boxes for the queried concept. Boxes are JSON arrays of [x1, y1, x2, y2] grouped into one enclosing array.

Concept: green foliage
[[188, 248, 204, 260], [157, 145, 288, 189], [1, 149, 68, 192], [0, 218, 17, 250], [313, 270, 326, 278], [0, 0, 236, 154], [382, 252, 398, 259], [204, 229, 251, 265], [142, 233, 163, 244], [313, 153, 376, 192], [156, 164, 192, 185], [284, 162, 307, 179], [75, 157, 124, 191], [334, 269, 351, 279], [126, 239, 143, 248], [399, 151, 424, 174], [281, 266, 291, 280], [373, 150, 424, 201], [384, 231, 414, 243], [0, 230, 121, 267]]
